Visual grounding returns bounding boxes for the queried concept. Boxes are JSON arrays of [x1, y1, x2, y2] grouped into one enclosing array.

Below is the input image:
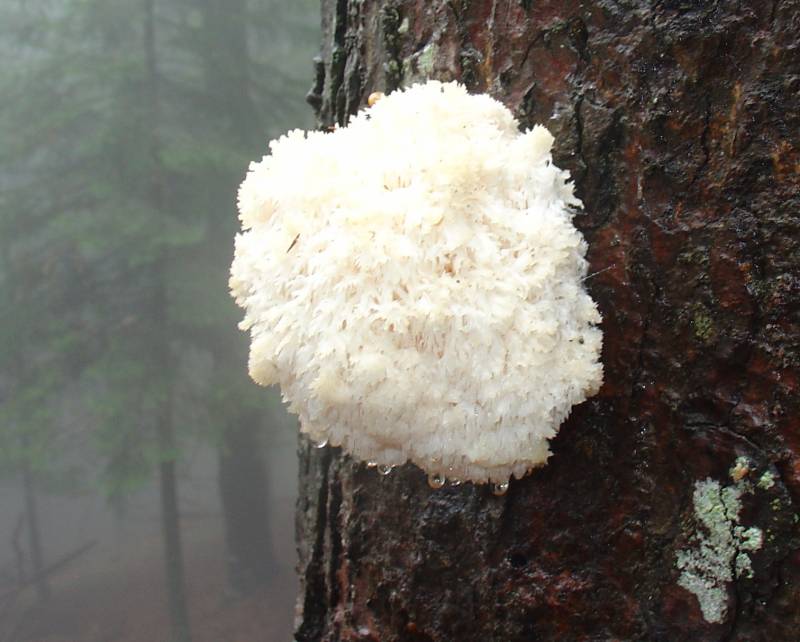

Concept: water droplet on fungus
[[492, 481, 509, 496], [314, 439, 328, 449], [428, 473, 446, 489], [377, 464, 393, 476]]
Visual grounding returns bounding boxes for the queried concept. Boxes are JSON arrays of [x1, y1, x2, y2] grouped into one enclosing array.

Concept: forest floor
[[1, 505, 297, 642]]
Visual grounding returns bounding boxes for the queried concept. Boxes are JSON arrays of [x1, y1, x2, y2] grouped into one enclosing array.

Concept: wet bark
[[297, 2, 800, 640]]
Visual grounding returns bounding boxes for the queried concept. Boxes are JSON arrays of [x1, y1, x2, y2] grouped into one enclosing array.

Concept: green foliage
[[0, 0, 319, 496]]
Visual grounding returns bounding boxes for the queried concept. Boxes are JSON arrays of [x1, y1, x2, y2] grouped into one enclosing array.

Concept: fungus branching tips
[[230, 81, 603, 485]]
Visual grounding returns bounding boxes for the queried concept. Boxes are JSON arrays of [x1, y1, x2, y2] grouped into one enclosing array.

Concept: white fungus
[[230, 81, 603, 484]]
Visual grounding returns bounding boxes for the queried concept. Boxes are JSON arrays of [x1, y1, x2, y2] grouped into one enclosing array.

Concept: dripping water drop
[[377, 464, 394, 476], [428, 473, 445, 489], [492, 481, 509, 496]]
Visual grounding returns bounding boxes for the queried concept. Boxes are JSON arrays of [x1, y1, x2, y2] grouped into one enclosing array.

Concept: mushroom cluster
[[230, 81, 603, 485]]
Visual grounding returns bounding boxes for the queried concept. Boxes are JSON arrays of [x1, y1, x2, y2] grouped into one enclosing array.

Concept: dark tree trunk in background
[[20, 460, 49, 602], [158, 452, 191, 642], [196, 0, 276, 595], [218, 417, 273, 594], [199, 0, 261, 146], [296, 2, 800, 641], [144, 0, 191, 640]]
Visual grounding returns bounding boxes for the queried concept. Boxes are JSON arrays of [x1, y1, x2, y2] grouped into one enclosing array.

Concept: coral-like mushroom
[[230, 81, 603, 485]]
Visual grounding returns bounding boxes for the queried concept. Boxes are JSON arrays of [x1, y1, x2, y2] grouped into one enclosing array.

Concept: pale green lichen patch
[[675, 478, 763, 624], [416, 43, 436, 76], [403, 42, 438, 84], [734, 552, 753, 579], [691, 306, 716, 344], [734, 526, 763, 579], [758, 471, 776, 490]]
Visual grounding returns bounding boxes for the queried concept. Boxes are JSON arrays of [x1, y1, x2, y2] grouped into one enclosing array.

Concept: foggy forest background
[[0, 1, 319, 640]]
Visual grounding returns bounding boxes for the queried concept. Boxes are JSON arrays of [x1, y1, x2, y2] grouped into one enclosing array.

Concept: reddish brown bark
[[297, 2, 800, 640]]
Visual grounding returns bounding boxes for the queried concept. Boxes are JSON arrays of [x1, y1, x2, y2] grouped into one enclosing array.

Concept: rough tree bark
[[296, 2, 800, 640]]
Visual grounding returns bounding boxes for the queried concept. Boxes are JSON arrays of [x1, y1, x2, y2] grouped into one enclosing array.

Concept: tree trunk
[[21, 460, 49, 602], [218, 417, 273, 594], [195, 0, 275, 596], [296, 2, 800, 641], [143, 0, 191, 640], [198, 0, 261, 147], [158, 454, 191, 642]]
